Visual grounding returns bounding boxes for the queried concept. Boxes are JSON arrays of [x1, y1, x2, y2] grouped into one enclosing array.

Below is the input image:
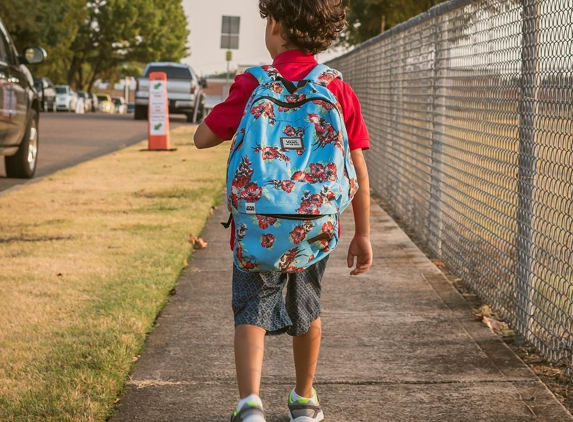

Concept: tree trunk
[[77, 65, 84, 91], [87, 58, 103, 93], [67, 56, 80, 88]]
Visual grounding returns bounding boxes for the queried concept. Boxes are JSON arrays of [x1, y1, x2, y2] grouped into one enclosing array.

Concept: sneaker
[[231, 395, 266, 422], [288, 388, 324, 422]]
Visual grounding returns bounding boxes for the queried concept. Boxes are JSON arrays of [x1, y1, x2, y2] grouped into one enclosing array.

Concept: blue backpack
[[225, 64, 358, 272]]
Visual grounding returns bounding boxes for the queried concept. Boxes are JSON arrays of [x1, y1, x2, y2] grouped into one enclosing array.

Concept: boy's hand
[[347, 235, 373, 275]]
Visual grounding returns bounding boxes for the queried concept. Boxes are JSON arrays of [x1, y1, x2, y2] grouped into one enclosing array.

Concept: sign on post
[[220, 16, 240, 50], [148, 72, 170, 150]]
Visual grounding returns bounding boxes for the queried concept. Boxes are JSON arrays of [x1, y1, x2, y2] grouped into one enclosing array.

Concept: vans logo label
[[245, 203, 256, 214], [280, 137, 304, 150]]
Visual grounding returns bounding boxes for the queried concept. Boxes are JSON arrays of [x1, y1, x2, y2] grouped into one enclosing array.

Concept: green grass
[[0, 125, 229, 421]]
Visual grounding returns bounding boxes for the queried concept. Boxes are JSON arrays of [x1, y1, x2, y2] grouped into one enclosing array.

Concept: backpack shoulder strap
[[304, 64, 343, 86], [245, 65, 284, 85]]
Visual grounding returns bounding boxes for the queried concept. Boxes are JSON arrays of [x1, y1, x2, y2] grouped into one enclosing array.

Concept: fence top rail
[[333, 0, 478, 62]]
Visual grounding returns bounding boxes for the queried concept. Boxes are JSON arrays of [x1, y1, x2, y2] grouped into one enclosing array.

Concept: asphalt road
[[0, 111, 186, 193]]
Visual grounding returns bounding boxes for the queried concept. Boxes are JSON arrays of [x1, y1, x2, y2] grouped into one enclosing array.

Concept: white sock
[[292, 387, 316, 402], [237, 393, 263, 411]]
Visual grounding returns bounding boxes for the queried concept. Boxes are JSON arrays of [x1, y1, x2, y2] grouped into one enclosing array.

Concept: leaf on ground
[[431, 259, 446, 268], [481, 315, 508, 333], [476, 304, 494, 318], [188, 234, 208, 249]]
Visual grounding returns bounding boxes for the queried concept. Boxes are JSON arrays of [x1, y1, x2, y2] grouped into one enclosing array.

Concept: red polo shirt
[[205, 50, 370, 250], [205, 50, 370, 150]]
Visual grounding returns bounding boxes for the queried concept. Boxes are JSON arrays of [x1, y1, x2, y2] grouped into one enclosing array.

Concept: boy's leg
[[234, 324, 266, 398], [232, 265, 291, 400], [286, 256, 329, 400], [292, 317, 322, 398]]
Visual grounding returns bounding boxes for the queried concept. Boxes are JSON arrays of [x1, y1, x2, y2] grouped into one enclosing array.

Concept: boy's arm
[[347, 148, 373, 275], [194, 121, 224, 149]]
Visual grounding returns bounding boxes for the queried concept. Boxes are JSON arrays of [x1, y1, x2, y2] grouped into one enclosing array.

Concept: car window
[[144, 66, 192, 79], [56, 86, 68, 94], [0, 30, 17, 65], [0, 30, 9, 62]]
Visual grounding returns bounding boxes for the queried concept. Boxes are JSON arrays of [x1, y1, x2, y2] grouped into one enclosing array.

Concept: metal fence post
[[516, 0, 540, 340], [428, 15, 448, 256]]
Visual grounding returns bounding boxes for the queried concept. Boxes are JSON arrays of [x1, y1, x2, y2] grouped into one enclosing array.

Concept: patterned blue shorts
[[232, 256, 329, 336]]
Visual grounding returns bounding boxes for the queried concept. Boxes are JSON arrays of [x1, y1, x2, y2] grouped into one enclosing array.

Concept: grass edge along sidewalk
[[0, 126, 228, 421]]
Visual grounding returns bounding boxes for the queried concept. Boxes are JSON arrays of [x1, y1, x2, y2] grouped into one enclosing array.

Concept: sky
[[181, 0, 348, 77]]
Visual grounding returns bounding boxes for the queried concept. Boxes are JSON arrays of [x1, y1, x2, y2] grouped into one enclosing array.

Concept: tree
[[68, 0, 190, 91], [0, 0, 86, 85], [1, 0, 189, 89], [341, 0, 450, 46]]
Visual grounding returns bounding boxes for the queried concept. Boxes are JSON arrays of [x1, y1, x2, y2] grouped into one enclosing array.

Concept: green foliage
[[0, 0, 189, 89], [341, 0, 450, 46]]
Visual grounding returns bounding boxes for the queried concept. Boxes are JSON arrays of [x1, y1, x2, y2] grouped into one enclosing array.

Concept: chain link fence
[[329, 0, 573, 373]]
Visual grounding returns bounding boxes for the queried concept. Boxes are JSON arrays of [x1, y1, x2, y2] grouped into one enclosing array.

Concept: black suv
[[0, 17, 46, 178]]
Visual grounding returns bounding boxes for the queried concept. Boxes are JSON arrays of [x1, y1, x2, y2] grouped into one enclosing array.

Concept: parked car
[[112, 96, 127, 114], [90, 93, 99, 112], [74, 96, 85, 114], [33, 77, 56, 112], [55, 85, 78, 112], [134, 62, 206, 122], [77, 91, 92, 113], [96, 93, 114, 113], [0, 17, 46, 178]]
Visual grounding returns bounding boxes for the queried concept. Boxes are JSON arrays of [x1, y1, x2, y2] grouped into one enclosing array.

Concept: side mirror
[[200, 77, 208, 88], [21, 47, 47, 65]]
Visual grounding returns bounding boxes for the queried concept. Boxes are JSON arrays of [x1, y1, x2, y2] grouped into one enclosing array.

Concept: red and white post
[[147, 72, 170, 150]]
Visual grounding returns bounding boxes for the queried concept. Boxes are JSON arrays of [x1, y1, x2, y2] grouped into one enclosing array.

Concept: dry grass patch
[[0, 125, 228, 421]]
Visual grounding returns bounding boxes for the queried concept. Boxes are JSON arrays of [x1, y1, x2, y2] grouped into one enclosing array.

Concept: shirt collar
[[273, 50, 317, 67]]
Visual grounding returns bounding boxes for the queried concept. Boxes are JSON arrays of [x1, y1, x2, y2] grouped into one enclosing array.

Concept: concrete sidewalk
[[111, 202, 572, 422]]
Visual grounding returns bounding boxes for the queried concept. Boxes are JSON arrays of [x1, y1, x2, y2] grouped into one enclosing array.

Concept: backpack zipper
[[255, 96, 339, 110], [259, 213, 324, 221], [221, 212, 326, 229]]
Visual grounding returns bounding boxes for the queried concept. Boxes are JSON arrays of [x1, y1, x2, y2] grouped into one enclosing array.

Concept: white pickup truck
[[134, 62, 206, 122]]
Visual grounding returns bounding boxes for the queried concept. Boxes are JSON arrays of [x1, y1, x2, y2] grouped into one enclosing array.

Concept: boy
[[194, 0, 372, 420]]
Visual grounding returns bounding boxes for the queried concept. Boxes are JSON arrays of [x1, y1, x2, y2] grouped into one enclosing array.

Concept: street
[[0, 112, 187, 193]]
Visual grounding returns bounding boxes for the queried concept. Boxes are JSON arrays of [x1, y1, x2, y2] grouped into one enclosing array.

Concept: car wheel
[[5, 110, 39, 178], [134, 105, 147, 120], [196, 102, 206, 121]]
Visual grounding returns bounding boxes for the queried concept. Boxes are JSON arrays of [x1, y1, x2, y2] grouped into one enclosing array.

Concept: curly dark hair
[[259, 0, 347, 55]]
